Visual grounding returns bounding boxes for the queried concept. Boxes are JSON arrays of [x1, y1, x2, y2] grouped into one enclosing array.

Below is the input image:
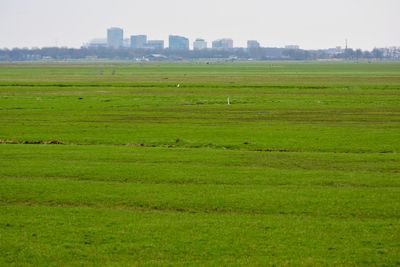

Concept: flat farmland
[[0, 62, 399, 266]]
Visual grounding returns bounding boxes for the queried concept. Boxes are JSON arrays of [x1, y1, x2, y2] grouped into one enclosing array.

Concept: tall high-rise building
[[107, 27, 123, 49], [212, 39, 233, 50], [131, 35, 147, 49], [169, 35, 189, 50], [193, 39, 207, 50], [247, 40, 260, 49]]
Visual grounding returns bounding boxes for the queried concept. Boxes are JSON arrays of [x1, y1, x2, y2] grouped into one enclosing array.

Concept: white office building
[[193, 39, 207, 50]]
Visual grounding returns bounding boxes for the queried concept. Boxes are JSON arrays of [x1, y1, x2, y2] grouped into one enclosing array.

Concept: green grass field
[[0, 62, 399, 266]]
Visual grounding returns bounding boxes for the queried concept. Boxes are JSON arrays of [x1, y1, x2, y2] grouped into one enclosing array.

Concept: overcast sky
[[1, 0, 399, 50]]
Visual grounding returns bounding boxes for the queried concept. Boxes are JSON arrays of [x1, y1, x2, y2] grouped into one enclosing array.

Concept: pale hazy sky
[[1, 0, 399, 50]]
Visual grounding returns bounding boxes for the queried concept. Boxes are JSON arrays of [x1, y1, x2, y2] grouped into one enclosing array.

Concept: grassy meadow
[[0, 62, 399, 266]]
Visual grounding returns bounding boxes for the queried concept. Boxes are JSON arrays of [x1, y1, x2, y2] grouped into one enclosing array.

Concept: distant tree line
[[0, 46, 399, 61]]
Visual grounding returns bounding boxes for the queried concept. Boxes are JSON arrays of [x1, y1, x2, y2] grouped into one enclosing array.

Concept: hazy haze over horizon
[[1, 0, 399, 50]]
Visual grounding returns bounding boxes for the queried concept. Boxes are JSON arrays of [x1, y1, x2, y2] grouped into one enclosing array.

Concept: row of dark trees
[[0, 47, 398, 61]]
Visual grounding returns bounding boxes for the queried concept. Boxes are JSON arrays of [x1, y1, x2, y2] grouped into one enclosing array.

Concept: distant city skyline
[[1, 0, 399, 50], [86, 29, 296, 51]]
